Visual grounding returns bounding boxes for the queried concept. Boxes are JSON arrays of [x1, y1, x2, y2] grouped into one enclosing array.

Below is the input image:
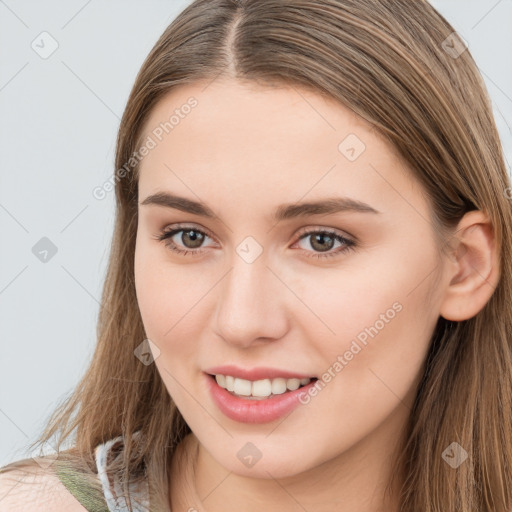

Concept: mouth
[[207, 373, 319, 401], [205, 371, 319, 423]]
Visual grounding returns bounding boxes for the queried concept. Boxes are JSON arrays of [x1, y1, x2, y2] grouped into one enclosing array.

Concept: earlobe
[[439, 210, 500, 322]]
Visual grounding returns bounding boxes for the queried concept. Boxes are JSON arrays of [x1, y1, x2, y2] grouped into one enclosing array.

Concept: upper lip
[[204, 365, 317, 381]]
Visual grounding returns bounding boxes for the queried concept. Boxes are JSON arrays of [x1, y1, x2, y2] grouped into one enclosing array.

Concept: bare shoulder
[[0, 460, 88, 512]]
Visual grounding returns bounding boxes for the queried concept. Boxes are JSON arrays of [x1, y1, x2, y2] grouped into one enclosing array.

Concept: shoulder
[[0, 459, 88, 512]]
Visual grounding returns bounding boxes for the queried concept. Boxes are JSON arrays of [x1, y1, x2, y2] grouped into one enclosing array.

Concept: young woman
[[2, 1, 511, 511]]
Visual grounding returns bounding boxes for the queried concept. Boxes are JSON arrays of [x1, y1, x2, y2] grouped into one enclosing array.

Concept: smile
[[205, 372, 319, 423], [213, 374, 313, 399]]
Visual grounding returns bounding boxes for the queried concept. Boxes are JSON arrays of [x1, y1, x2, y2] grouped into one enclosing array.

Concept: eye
[[292, 228, 356, 259], [154, 224, 356, 259], [154, 224, 216, 257]]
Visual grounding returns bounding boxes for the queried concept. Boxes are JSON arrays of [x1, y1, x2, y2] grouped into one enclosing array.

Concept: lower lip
[[205, 373, 317, 424]]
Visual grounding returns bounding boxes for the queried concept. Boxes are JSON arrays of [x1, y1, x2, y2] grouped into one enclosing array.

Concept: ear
[[439, 210, 500, 321]]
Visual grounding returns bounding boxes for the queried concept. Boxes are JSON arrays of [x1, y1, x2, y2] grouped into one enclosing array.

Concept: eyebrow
[[140, 192, 381, 221]]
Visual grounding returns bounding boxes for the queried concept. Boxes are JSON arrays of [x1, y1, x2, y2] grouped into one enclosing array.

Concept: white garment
[[94, 433, 150, 512]]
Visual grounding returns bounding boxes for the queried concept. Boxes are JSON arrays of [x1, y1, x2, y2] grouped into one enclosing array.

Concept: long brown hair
[[2, 1, 512, 510]]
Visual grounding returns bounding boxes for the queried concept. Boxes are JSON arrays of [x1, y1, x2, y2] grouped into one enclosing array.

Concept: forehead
[[140, 78, 383, 156], [136, 78, 421, 217]]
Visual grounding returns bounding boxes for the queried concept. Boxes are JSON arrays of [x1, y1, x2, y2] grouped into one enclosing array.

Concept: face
[[134, 78, 450, 479]]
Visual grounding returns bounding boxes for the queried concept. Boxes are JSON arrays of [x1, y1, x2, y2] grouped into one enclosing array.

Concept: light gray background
[[1, 0, 511, 466]]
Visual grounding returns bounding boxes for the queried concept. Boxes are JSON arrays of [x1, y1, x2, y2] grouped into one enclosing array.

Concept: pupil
[[311, 233, 333, 252], [183, 230, 204, 248]]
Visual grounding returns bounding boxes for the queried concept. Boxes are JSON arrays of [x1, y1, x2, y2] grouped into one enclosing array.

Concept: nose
[[213, 254, 289, 349]]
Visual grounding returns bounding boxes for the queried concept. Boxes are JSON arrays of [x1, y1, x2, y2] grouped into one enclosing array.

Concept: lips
[[205, 372, 318, 423], [204, 364, 316, 381]]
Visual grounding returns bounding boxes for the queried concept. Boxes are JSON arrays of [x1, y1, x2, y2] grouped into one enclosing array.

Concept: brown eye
[[156, 225, 215, 256], [294, 229, 356, 259], [308, 232, 336, 252], [179, 229, 205, 249]]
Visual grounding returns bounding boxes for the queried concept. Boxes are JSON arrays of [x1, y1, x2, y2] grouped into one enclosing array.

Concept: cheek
[[134, 246, 203, 404], [134, 241, 211, 359], [135, 239, 173, 339], [135, 268, 193, 342], [292, 244, 439, 384]]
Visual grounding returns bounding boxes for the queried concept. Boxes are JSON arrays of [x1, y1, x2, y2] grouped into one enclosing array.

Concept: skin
[[133, 78, 499, 512]]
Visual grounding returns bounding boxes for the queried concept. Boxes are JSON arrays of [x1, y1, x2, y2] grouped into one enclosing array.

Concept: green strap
[[55, 465, 110, 512]]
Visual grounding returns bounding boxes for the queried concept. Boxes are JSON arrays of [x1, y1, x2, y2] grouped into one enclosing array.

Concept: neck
[[170, 408, 407, 512]]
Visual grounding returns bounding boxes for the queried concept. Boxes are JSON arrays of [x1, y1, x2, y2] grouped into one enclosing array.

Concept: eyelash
[[154, 223, 356, 260]]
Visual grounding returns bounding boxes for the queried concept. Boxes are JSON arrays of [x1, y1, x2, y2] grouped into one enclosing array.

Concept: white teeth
[[271, 378, 287, 395], [252, 379, 272, 397], [287, 378, 301, 391], [233, 378, 252, 396], [225, 375, 235, 392], [214, 374, 312, 398]]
